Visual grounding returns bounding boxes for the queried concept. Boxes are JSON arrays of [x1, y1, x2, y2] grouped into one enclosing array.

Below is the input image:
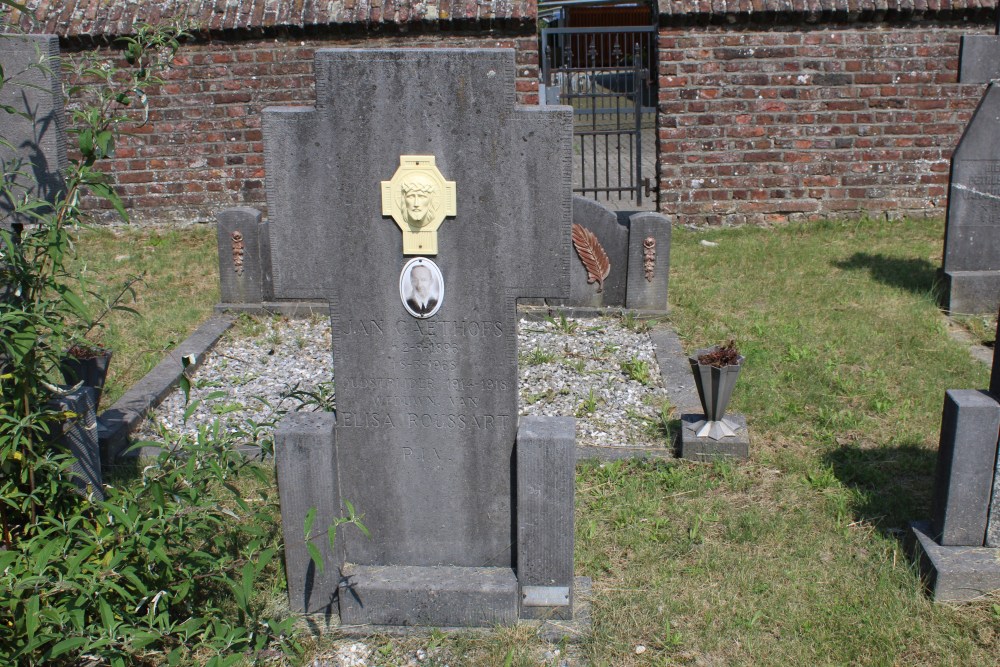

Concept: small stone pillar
[[909, 387, 1000, 601], [216, 207, 272, 305], [625, 211, 671, 312], [516, 416, 576, 620], [274, 412, 341, 615]]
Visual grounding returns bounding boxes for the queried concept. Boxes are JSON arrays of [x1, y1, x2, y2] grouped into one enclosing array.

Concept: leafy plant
[[621, 355, 651, 384], [0, 22, 307, 667], [576, 387, 600, 416], [544, 311, 578, 334], [1, 21, 186, 547], [522, 346, 556, 366], [619, 309, 654, 333], [0, 425, 299, 666]]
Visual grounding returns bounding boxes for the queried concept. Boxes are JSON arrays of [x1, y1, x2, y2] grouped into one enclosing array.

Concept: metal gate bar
[[541, 26, 655, 205]]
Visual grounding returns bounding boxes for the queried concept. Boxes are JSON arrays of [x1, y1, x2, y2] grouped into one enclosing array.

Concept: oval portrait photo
[[399, 257, 444, 319]]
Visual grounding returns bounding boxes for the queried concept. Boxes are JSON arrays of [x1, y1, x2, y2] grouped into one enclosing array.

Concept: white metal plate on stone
[[522, 586, 570, 607]]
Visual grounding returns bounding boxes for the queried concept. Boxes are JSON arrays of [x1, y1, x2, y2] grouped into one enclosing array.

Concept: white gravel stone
[[138, 315, 672, 449]]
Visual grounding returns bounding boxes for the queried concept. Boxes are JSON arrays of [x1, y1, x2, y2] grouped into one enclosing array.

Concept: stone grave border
[[97, 306, 702, 464]]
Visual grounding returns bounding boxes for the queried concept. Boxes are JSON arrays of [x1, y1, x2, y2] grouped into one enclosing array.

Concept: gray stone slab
[[988, 458, 1000, 547], [550, 196, 629, 308], [264, 50, 571, 581], [99, 314, 234, 460], [931, 389, 1000, 547], [625, 211, 671, 311], [679, 413, 750, 461], [944, 82, 1000, 313], [0, 34, 66, 227], [649, 324, 701, 414], [959, 35, 1000, 84], [217, 207, 265, 305], [324, 575, 593, 641], [259, 218, 274, 301], [991, 314, 1000, 399], [264, 49, 576, 627], [516, 416, 575, 621], [52, 386, 103, 500], [338, 564, 518, 627], [909, 521, 1000, 602], [275, 412, 342, 615], [943, 270, 1000, 316]]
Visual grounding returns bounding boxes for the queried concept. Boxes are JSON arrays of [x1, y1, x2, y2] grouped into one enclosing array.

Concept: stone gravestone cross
[[266, 49, 576, 626], [0, 34, 66, 228]]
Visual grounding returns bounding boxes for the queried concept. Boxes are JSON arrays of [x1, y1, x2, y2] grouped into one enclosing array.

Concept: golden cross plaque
[[381, 155, 457, 256]]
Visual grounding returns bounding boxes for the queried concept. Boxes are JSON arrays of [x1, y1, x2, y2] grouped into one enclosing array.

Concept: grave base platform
[[908, 521, 1000, 602], [298, 576, 593, 642], [679, 413, 749, 461], [338, 564, 518, 627], [943, 270, 1000, 315]]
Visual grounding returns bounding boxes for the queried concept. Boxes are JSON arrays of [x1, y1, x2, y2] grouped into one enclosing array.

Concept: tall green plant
[[0, 24, 184, 546]]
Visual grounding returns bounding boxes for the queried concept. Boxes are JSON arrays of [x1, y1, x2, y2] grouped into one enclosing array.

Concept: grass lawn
[[70, 216, 999, 665], [70, 223, 219, 406]]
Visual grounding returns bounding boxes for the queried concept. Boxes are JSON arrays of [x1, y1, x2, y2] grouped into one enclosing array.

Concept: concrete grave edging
[[100, 307, 710, 463]]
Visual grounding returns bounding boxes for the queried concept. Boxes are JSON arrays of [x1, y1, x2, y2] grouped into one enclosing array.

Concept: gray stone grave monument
[[909, 320, 1000, 601], [943, 16, 1000, 315], [0, 34, 66, 229], [958, 11, 1000, 84], [265, 49, 581, 627], [942, 83, 1000, 315]]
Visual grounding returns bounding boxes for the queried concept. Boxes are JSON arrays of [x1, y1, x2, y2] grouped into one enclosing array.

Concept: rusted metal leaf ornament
[[571, 223, 611, 293]]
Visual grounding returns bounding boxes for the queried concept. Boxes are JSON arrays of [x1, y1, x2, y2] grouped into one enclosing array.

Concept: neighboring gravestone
[[942, 83, 1000, 314], [929, 390, 999, 546], [542, 195, 671, 311], [0, 34, 66, 228], [909, 326, 1000, 600], [266, 49, 579, 627], [216, 207, 272, 305], [959, 14, 1000, 84], [625, 211, 671, 311]]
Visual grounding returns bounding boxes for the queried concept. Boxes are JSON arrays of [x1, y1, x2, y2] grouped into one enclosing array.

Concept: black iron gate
[[541, 26, 656, 206]]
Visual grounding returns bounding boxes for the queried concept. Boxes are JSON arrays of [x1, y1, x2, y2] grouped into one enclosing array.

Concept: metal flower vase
[[688, 347, 744, 440], [61, 347, 113, 411]]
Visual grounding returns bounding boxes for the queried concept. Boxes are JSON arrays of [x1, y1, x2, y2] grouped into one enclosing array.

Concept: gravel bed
[[138, 314, 671, 449]]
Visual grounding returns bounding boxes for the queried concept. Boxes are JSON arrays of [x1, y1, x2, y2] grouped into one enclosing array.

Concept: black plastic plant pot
[[688, 347, 744, 440], [61, 348, 113, 410]]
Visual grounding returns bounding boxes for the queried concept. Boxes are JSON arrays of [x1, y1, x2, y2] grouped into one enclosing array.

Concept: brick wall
[[69, 32, 539, 223], [657, 22, 989, 226]]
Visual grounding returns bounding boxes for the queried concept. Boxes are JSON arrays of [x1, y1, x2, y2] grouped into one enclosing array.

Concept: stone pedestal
[[910, 388, 1000, 602], [678, 413, 749, 461], [909, 521, 1000, 602]]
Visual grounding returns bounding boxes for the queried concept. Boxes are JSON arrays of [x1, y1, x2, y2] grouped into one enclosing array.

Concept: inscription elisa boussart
[[381, 155, 457, 255], [400, 257, 444, 319]]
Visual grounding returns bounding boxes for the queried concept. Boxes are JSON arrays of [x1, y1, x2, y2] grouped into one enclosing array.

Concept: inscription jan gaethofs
[[338, 411, 511, 430]]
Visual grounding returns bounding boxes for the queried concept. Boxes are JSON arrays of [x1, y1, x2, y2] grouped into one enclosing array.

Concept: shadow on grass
[[823, 441, 937, 534], [832, 253, 941, 298]]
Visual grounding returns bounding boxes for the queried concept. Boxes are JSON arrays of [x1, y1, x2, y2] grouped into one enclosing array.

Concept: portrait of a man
[[400, 258, 444, 318]]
